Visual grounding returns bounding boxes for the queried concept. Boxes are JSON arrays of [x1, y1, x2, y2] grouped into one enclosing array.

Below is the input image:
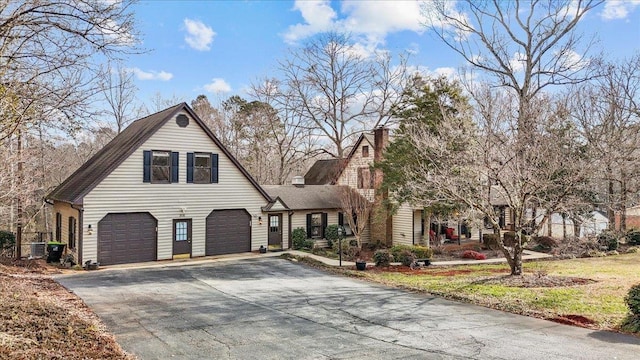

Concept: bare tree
[[570, 54, 640, 230], [274, 32, 408, 158], [100, 62, 139, 134], [416, 0, 602, 274], [339, 186, 373, 250]]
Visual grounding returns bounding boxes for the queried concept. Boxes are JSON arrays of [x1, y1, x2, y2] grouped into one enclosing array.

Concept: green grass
[[355, 253, 640, 331]]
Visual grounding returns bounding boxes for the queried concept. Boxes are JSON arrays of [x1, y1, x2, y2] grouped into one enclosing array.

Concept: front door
[[268, 214, 282, 249], [173, 219, 192, 259]]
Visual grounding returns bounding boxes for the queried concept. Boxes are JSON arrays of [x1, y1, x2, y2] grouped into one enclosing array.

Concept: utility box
[[30, 242, 46, 258]]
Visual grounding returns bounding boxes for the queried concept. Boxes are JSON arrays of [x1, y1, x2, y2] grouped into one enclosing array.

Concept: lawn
[[305, 253, 640, 332]]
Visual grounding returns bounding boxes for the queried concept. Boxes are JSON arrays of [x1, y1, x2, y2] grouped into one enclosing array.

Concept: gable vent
[[176, 114, 189, 127]]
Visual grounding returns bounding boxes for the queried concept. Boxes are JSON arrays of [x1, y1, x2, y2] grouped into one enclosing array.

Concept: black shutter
[[321, 213, 328, 238], [306, 214, 312, 239], [171, 152, 179, 183], [187, 153, 194, 183], [211, 153, 219, 183], [143, 150, 151, 183], [338, 212, 344, 227]]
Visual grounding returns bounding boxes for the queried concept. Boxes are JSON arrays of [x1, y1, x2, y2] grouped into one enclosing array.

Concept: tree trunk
[[608, 178, 616, 230], [621, 171, 627, 232]]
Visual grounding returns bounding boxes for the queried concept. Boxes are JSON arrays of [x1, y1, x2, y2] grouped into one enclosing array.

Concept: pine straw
[[0, 259, 134, 359]]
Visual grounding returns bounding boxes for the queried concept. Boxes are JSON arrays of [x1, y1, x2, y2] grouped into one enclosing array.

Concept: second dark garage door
[[206, 209, 251, 256], [98, 212, 157, 265]]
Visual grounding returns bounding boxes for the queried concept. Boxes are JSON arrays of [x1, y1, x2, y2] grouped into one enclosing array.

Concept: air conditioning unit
[[30, 242, 46, 258]]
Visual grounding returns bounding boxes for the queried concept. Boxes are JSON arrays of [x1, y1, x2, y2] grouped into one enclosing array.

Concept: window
[[310, 213, 323, 238], [194, 153, 211, 183], [269, 215, 279, 233], [362, 145, 369, 157], [152, 151, 170, 182], [68, 217, 76, 249], [187, 152, 219, 184], [143, 150, 178, 183], [55, 213, 62, 242], [174, 221, 188, 242], [306, 213, 327, 239], [357, 167, 372, 189]]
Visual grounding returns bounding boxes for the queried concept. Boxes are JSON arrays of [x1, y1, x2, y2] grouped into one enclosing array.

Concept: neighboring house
[[298, 127, 426, 247], [615, 205, 640, 231], [47, 103, 282, 266]]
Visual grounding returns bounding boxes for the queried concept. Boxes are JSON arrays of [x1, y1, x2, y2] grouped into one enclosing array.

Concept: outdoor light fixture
[[87, 224, 93, 235], [258, 216, 263, 225]]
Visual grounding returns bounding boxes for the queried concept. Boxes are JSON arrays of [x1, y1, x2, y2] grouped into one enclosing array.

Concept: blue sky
[[126, 0, 640, 109]]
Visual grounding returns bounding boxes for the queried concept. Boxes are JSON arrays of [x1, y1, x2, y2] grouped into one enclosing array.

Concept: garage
[[206, 209, 251, 256], [98, 212, 157, 265]]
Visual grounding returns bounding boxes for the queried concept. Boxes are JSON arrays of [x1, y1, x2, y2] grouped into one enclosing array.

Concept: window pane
[[194, 168, 210, 183], [175, 222, 187, 241], [195, 154, 210, 167], [152, 166, 170, 181], [311, 213, 321, 226], [152, 152, 170, 166]]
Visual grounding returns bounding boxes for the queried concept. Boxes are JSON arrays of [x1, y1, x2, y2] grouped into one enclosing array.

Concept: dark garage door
[[206, 209, 251, 256], [98, 212, 157, 265]]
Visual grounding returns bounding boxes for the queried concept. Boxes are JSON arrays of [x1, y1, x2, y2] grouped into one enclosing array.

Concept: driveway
[[56, 258, 640, 359]]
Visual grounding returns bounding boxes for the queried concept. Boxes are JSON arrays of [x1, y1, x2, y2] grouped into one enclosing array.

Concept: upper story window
[[362, 145, 369, 157], [194, 153, 211, 183], [143, 150, 179, 183], [187, 152, 219, 184], [152, 151, 171, 182]]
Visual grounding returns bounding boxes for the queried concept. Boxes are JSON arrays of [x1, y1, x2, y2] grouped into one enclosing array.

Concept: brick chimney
[[371, 126, 392, 245]]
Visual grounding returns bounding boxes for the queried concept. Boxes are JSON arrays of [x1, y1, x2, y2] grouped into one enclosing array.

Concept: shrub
[[292, 227, 307, 250], [332, 239, 359, 260], [390, 245, 433, 261], [533, 236, 558, 248], [324, 225, 340, 248], [598, 231, 619, 251], [411, 245, 433, 259], [373, 249, 392, 267], [396, 250, 416, 266], [626, 284, 640, 315], [482, 234, 499, 250], [0, 230, 15, 251], [462, 250, 486, 260], [503, 232, 516, 247], [627, 229, 640, 246]]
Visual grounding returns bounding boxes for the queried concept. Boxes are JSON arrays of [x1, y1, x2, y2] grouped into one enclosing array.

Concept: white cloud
[[284, 0, 424, 49], [183, 18, 216, 51], [601, 0, 640, 20], [204, 78, 231, 93], [509, 52, 526, 73], [130, 68, 173, 81]]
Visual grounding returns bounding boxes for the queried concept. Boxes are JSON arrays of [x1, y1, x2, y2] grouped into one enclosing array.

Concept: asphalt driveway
[[56, 258, 640, 359]]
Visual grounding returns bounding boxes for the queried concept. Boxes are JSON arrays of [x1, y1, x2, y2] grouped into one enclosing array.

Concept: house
[[46, 103, 281, 266], [297, 127, 426, 247], [615, 206, 640, 231]]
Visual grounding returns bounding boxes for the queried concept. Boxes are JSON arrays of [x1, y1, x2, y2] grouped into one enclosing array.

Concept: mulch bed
[[473, 274, 596, 288], [0, 257, 133, 359]]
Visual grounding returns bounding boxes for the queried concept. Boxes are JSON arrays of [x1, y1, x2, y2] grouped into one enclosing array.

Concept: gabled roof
[[47, 103, 271, 205], [303, 159, 347, 185], [261, 185, 348, 211], [332, 132, 375, 182]]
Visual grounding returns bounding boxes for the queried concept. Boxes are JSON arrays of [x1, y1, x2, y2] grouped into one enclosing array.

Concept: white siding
[[392, 204, 414, 246], [82, 112, 269, 262]]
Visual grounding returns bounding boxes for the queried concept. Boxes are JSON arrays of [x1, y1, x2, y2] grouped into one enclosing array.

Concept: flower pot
[[259, 246, 267, 254], [355, 261, 367, 271]]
